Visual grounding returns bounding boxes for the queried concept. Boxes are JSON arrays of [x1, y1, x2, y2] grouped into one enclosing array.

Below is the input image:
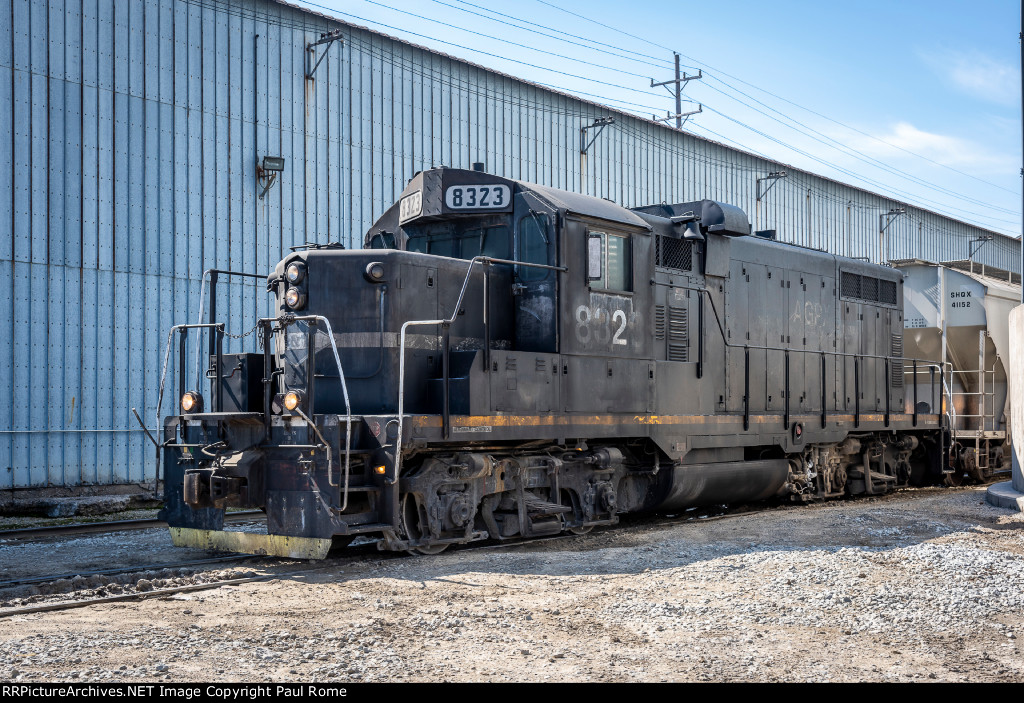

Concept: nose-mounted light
[[286, 261, 306, 284], [283, 390, 303, 412], [181, 391, 203, 414], [364, 261, 386, 283], [284, 287, 306, 309]]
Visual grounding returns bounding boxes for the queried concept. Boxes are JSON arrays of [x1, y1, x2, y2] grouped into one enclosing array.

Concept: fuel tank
[[658, 459, 791, 510]]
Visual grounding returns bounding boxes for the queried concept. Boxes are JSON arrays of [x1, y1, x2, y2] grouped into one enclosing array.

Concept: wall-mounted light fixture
[[258, 156, 285, 200]]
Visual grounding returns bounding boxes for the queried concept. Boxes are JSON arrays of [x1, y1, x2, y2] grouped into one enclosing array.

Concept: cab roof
[[521, 180, 651, 231]]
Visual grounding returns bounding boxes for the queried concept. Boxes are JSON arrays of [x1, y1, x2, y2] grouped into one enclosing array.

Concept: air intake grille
[[667, 306, 688, 361], [841, 271, 861, 299], [891, 334, 904, 388], [656, 235, 692, 272], [880, 280, 897, 305], [840, 270, 899, 307], [654, 306, 666, 340], [862, 276, 878, 302]]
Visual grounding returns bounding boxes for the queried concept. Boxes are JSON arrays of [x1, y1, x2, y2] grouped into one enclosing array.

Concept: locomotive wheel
[[411, 544, 448, 555], [559, 490, 591, 535], [400, 494, 449, 555], [943, 470, 966, 487]]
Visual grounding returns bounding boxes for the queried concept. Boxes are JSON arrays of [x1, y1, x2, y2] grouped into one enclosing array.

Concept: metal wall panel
[[1, 0, 1020, 488]]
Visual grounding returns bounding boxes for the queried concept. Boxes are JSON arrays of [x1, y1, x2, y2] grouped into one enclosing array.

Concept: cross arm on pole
[[756, 171, 788, 201], [581, 117, 615, 155], [306, 29, 344, 79]]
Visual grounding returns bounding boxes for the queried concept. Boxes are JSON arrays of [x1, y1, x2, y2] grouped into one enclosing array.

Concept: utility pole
[[1020, 0, 1023, 300], [651, 53, 702, 129]]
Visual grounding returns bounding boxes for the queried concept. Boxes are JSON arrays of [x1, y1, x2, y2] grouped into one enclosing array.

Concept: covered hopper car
[[157, 167, 955, 558]]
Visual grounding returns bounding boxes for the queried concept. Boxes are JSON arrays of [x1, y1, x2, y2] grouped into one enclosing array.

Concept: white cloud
[[839, 121, 1016, 173], [921, 49, 1020, 106]]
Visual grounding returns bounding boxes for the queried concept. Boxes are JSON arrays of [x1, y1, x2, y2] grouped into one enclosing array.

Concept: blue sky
[[294, 0, 1022, 238]]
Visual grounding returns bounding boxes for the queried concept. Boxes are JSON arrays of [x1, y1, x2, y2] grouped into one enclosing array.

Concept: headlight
[[284, 287, 305, 309], [364, 261, 386, 282], [285, 262, 306, 284], [283, 390, 303, 412], [181, 391, 203, 414]]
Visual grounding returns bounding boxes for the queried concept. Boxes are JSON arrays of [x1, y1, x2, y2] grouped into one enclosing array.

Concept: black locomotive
[[159, 166, 950, 558]]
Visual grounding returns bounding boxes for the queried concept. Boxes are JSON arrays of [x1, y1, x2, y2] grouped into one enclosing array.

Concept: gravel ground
[[0, 486, 1021, 683]]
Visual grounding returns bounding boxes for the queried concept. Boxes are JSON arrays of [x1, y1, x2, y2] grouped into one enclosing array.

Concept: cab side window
[[588, 230, 631, 292]]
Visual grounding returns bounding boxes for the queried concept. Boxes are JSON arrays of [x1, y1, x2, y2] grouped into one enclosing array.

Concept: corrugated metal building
[[1, 0, 1019, 490]]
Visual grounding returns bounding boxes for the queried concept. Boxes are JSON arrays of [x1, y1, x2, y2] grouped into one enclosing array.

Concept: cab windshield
[[406, 216, 512, 261]]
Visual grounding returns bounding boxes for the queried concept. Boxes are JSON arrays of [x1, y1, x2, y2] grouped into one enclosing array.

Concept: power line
[[699, 79, 1021, 216], [450, 0, 677, 66], [180, 0, 1022, 239], [534, 0, 1017, 196], [300, 1, 668, 98], [702, 105, 1019, 233], [405, 0, 1021, 216], [700, 73, 1020, 198], [533, 0, 674, 54], [338, 4, 1019, 233], [341, 2, 1019, 232], [338, 33, 768, 176], [703, 103, 1017, 228], [358, 0, 656, 81], [435, 0, 674, 70]]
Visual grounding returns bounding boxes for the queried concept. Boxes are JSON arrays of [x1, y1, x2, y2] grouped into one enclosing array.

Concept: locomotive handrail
[[157, 322, 226, 431], [155, 322, 226, 499], [262, 313, 354, 513], [392, 255, 568, 481]]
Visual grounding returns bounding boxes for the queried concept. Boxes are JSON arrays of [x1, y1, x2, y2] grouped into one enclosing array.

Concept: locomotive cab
[[368, 167, 562, 353]]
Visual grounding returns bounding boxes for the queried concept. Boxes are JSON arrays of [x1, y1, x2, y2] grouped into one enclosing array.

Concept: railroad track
[[0, 510, 265, 542], [0, 554, 262, 589], [0, 541, 386, 619], [0, 483, 989, 620], [0, 502, 772, 619]]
